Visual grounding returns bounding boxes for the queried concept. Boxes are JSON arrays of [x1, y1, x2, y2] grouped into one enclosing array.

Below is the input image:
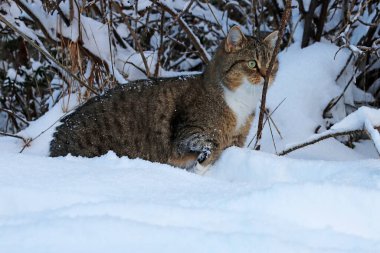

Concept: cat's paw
[[197, 146, 211, 164], [178, 133, 214, 156]]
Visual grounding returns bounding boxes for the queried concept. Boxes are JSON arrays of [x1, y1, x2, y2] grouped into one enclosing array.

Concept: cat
[[50, 26, 279, 174]]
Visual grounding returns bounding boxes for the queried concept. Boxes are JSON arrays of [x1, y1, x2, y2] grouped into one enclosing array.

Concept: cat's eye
[[247, 60, 257, 69]]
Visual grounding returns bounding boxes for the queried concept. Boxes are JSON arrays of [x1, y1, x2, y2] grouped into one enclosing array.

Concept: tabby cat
[[50, 26, 279, 174]]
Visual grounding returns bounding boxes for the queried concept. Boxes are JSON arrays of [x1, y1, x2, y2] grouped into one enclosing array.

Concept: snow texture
[[0, 148, 380, 253]]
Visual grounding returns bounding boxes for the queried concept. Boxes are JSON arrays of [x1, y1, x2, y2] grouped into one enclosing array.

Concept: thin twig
[[125, 16, 151, 77], [357, 18, 380, 27], [335, 53, 353, 81], [123, 61, 147, 76], [0, 130, 27, 142], [266, 111, 283, 139], [205, 0, 226, 36], [267, 115, 278, 154], [254, 0, 292, 150], [154, 9, 165, 78], [154, 0, 211, 64], [323, 67, 358, 118], [19, 107, 79, 153], [0, 108, 29, 126], [248, 97, 286, 147], [107, 0, 115, 80], [172, 0, 196, 23]]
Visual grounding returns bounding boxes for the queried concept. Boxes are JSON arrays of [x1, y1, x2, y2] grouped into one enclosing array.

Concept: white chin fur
[[223, 78, 263, 130]]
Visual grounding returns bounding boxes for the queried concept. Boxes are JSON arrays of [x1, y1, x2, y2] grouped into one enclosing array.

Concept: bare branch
[[301, 0, 319, 48], [205, 0, 225, 36], [315, 0, 329, 42], [267, 114, 278, 154], [172, 0, 196, 23], [154, 0, 211, 64], [254, 0, 292, 150], [154, 9, 165, 78], [125, 16, 151, 77], [107, 0, 115, 81], [323, 68, 357, 119], [0, 108, 29, 126], [0, 130, 27, 142]]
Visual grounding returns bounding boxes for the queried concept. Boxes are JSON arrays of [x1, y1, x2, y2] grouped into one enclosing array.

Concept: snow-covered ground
[[1, 149, 380, 253], [1, 42, 380, 252]]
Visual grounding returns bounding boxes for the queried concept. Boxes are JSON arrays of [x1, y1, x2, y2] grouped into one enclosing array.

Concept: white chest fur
[[223, 78, 263, 130]]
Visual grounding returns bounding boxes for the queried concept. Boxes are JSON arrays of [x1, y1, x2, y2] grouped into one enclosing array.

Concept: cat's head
[[214, 26, 279, 90]]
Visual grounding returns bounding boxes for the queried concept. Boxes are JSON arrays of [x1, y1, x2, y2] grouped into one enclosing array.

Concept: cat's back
[[50, 75, 201, 158]]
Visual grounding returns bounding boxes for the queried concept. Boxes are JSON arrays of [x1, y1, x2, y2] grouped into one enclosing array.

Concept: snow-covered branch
[[279, 107, 380, 156]]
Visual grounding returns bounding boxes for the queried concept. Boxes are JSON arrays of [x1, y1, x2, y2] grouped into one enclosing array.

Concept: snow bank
[[0, 149, 380, 253]]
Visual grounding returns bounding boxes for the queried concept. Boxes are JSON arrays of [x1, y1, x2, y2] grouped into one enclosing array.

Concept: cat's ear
[[225, 26, 247, 53], [263, 31, 279, 49]]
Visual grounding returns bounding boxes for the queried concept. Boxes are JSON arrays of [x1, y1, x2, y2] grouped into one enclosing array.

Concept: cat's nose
[[259, 68, 266, 78]]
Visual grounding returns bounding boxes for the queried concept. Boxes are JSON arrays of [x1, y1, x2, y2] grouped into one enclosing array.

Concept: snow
[[365, 119, 380, 154], [6, 68, 25, 83], [331, 107, 380, 131], [331, 106, 380, 154], [0, 148, 380, 252]]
